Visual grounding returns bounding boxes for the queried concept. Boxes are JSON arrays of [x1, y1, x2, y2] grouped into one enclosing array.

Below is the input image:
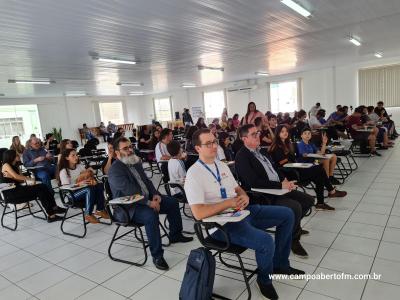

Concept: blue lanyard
[[198, 159, 222, 186]]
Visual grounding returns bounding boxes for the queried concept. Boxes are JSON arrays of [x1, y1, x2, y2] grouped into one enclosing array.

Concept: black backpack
[[179, 247, 215, 300]]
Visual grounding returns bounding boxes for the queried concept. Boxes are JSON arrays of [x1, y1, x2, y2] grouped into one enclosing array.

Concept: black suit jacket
[[235, 146, 284, 192]]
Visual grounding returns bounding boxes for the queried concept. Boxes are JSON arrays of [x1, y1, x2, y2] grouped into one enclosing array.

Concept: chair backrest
[[158, 161, 170, 183]]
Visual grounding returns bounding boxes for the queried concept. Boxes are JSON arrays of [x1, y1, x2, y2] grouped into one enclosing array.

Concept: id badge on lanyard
[[198, 160, 227, 199], [220, 187, 227, 199]]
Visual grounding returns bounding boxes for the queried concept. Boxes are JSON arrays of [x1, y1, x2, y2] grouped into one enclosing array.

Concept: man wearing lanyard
[[185, 128, 304, 300], [155, 128, 173, 162], [234, 124, 315, 259]]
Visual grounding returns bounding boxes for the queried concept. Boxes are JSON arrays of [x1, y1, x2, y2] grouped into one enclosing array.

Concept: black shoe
[[256, 279, 278, 300], [291, 240, 308, 258], [47, 215, 63, 223], [170, 235, 194, 244], [273, 266, 305, 276], [301, 229, 310, 236], [54, 206, 67, 214], [371, 151, 381, 157], [329, 176, 341, 185], [315, 203, 335, 211], [153, 256, 169, 271]]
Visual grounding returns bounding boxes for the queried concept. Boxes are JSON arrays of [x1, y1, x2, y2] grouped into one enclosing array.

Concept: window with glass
[[99, 102, 125, 125], [154, 97, 172, 122], [203, 90, 225, 119], [0, 105, 42, 148], [270, 80, 299, 113]]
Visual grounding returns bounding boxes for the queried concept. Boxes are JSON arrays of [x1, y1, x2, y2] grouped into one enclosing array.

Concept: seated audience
[[58, 149, 109, 223], [185, 128, 304, 300], [113, 127, 125, 140], [107, 121, 118, 135], [232, 113, 240, 129], [346, 107, 381, 156], [291, 109, 308, 140], [195, 117, 207, 129], [184, 126, 198, 153], [57, 139, 74, 165], [308, 102, 321, 118], [1, 149, 66, 222], [10, 136, 25, 160], [367, 106, 392, 148], [101, 139, 116, 175], [377, 101, 398, 138], [99, 121, 110, 142], [138, 125, 152, 149], [23, 137, 56, 193], [268, 114, 278, 132], [269, 125, 347, 211], [148, 130, 161, 151], [226, 118, 236, 133], [44, 133, 59, 155], [155, 128, 173, 162], [82, 123, 95, 140], [218, 132, 235, 161], [167, 140, 186, 196], [297, 128, 341, 184], [108, 137, 193, 270], [235, 124, 314, 258], [182, 108, 194, 128], [255, 117, 274, 147]]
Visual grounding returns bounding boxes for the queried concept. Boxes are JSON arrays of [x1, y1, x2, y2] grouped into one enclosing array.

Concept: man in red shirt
[[346, 106, 380, 156]]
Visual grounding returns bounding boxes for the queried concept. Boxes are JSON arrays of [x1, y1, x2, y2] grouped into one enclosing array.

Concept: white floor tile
[[57, 249, 106, 273], [382, 226, 400, 244], [237, 281, 301, 300], [0, 250, 36, 272], [371, 258, 400, 285], [340, 222, 384, 240], [320, 249, 374, 274], [36, 274, 97, 300], [102, 266, 159, 297], [0, 275, 12, 291], [298, 290, 338, 300], [349, 211, 389, 227], [355, 203, 392, 215], [362, 279, 400, 300], [290, 243, 328, 266], [331, 234, 380, 257], [1, 257, 52, 282], [387, 215, 400, 228], [376, 241, 400, 262], [77, 285, 126, 300], [0, 284, 33, 299], [304, 267, 367, 300], [304, 217, 345, 233], [39, 243, 86, 264], [301, 229, 337, 248], [77, 257, 130, 284], [130, 276, 182, 300]]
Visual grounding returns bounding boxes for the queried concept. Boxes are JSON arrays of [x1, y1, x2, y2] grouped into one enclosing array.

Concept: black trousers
[[298, 165, 334, 204], [3, 184, 57, 215]]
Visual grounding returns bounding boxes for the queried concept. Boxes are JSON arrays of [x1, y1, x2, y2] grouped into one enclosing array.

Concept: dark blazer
[[108, 159, 158, 203], [235, 146, 284, 192]]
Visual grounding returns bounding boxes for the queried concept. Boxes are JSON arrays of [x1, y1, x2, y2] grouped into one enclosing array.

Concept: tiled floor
[[1, 145, 400, 299]]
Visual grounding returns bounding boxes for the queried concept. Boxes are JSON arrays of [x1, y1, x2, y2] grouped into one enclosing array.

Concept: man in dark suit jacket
[[108, 137, 193, 271], [235, 124, 314, 259]]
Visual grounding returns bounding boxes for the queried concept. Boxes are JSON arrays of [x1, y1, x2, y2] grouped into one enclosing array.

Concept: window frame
[[98, 101, 125, 125], [153, 96, 173, 122], [269, 79, 301, 113], [202, 89, 227, 120]]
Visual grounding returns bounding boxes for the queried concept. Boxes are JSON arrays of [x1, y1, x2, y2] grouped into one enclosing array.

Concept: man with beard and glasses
[[108, 137, 193, 271]]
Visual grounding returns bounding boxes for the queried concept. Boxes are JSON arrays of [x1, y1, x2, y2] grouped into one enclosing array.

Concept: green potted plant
[[52, 127, 63, 142]]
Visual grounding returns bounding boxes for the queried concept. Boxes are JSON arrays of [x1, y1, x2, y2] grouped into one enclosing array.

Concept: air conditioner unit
[[227, 85, 258, 93]]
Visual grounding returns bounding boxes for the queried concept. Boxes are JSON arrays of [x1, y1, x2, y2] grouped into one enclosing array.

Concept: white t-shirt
[[168, 158, 187, 195], [185, 160, 238, 205], [59, 164, 86, 185], [309, 105, 320, 117], [155, 142, 170, 162], [308, 115, 321, 129], [216, 145, 226, 161]]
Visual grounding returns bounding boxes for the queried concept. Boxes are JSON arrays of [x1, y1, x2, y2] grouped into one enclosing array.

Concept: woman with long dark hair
[[1, 149, 65, 222], [269, 125, 346, 211], [58, 148, 109, 224], [242, 102, 267, 125], [195, 117, 207, 129]]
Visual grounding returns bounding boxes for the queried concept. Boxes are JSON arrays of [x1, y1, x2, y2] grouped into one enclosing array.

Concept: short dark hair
[[107, 138, 114, 145], [297, 109, 307, 118], [377, 101, 384, 105], [254, 117, 263, 127], [354, 106, 364, 114], [301, 127, 312, 134], [83, 123, 87, 127], [160, 128, 172, 140], [2, 149, 17, 165], [238, 124, 255, 138], [316, 102, 321, 106], [167, 140, 181, 156], [45, 133, 53, 140], [367, 106, 375, 113], [192, 128, 210, 147], [268, 114, 277, 121], [113, 137, 130, 151]]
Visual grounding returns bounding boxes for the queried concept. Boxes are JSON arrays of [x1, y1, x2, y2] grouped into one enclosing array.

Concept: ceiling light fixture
[[9, 79, 55, 85], [281, 0, 311, 18], [95, 57, 136, 65], [65, 91, 87, 97], [181, 83, 197, 88], [128, 91, 145, 96], [255, 71, 269, 76], [349, 36, 362, 46], [374, 52, 383, 58], [116, 82, 143, 87], [198, 65, 224, 72]]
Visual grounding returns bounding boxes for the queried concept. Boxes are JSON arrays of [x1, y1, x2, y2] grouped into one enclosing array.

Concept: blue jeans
[[35, 165, 56, 194], [73, 183, 105, 215], [127, 195, 182, 259], [213, 205, 294, 284]]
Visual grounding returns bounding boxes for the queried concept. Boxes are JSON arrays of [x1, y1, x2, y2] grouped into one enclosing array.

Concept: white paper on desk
[[61, 184, 88, 191], [251, 188, 290, 195], [202, 209, 250, 223], [283, 163, 313, 169], [109, 195, 144, 205], [305, 153, 333, 159], [0, 183, 15, 191]]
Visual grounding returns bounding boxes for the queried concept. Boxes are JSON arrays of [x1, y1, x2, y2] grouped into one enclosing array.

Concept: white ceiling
[[1, 0, 400, 98]]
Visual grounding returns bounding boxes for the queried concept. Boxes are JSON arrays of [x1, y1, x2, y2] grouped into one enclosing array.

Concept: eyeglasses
[[120, 145, 134, 151], [200, 140, 219, 148]]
